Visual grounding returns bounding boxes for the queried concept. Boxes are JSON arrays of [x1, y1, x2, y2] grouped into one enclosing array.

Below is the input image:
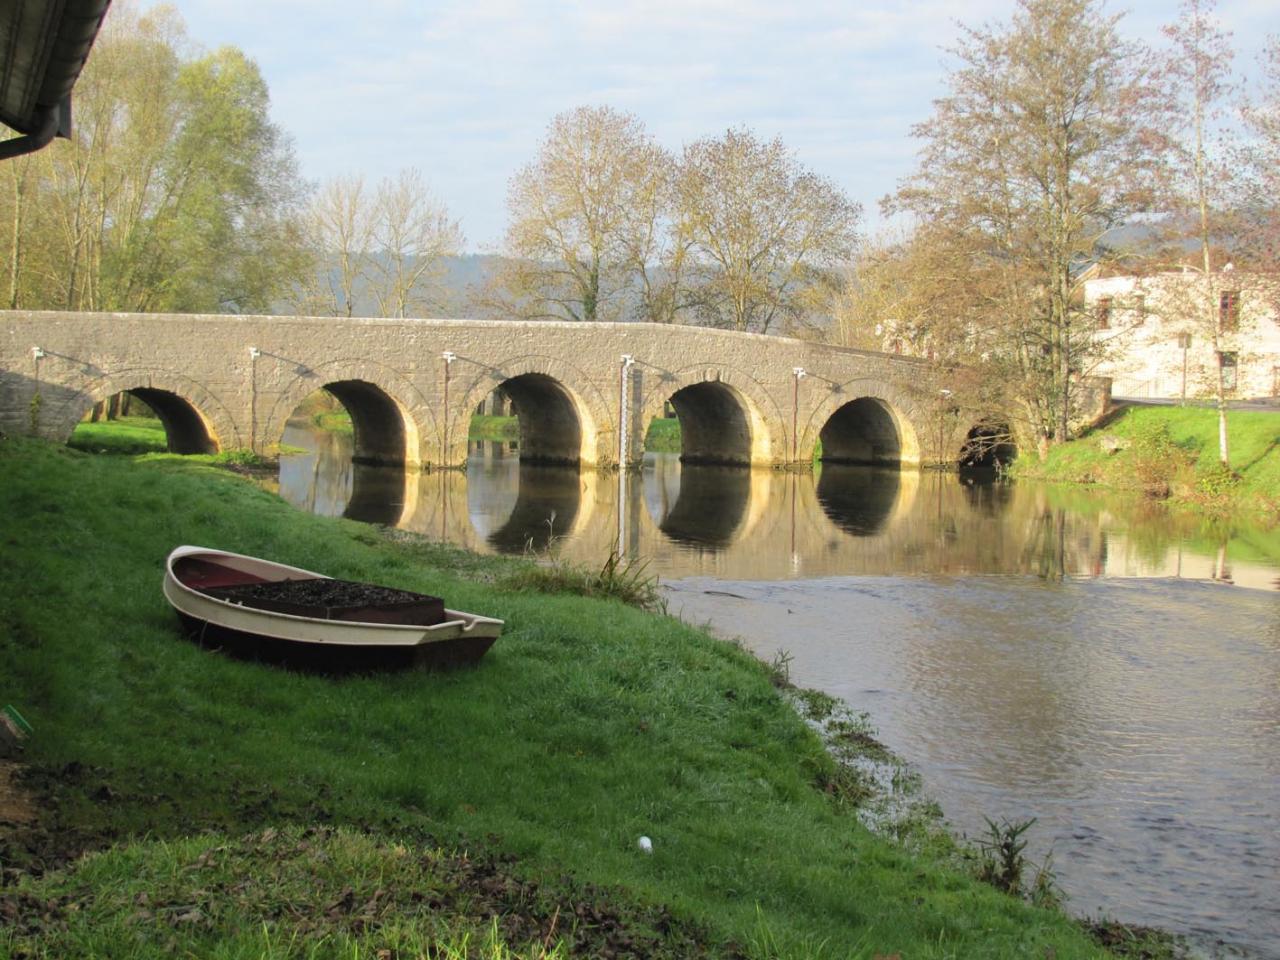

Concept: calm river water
[[277, 422, 1280, 957]]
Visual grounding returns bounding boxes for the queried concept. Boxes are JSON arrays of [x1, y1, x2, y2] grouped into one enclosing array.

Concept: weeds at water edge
[[972, 817, 1062, 910], [500, 546, 665, 613]]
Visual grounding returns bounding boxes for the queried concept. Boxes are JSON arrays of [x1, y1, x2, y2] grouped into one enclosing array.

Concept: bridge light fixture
[[31, 346, 44, 359], [441, 350, 456, 364]]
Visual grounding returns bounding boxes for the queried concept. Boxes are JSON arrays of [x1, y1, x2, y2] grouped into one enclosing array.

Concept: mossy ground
[[0, 436, 1122, 958]]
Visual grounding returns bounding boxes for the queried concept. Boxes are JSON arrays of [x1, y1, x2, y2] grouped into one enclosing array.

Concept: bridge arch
[[636, 364, 781, 466], [45, 368, 238, 453], [450, 355, 611, 467], [958, 418, 1018, 470], [264, 359, 432, 468], [801, 379, 924, 467]]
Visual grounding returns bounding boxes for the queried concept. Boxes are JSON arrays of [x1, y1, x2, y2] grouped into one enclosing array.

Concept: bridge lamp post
[[618, 355, 636, 468], [791, 368, 806, 463], [441, 351, 457, 462], [248, 347, 261, 451], [28, 347, 45, 434]]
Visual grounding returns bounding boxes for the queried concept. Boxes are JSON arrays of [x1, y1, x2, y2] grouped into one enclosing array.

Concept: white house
[[1085, 268, 1280, 401]]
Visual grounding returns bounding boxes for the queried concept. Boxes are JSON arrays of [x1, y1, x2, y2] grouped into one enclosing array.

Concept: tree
[[834, 228, 978, 358], [297, 173, 376, 317], [368, 169, 464, 318], [500, 105, 672, 322], [1155, 0, 1241, 465], [675, 127, 860, 335], [1241, 37, 1280, 273], [0, 2, 310, 314], [890, 0, 1163, 453], [293, 168, 463, 319]]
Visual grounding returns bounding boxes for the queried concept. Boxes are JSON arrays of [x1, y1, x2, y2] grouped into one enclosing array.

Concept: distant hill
[[282, 253, 508, 319]]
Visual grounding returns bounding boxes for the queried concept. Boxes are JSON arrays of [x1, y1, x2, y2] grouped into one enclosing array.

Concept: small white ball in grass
[[637, 835, 653, 854]]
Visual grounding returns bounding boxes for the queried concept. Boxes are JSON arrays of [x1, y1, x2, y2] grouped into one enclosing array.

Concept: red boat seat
[[174, 556, 271, 590]]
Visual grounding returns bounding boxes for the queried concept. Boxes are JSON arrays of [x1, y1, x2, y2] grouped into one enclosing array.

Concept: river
[[276, 422, 1280, 957]]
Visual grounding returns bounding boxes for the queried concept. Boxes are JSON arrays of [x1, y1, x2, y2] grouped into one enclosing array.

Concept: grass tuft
[[500, 548, 665, 612]]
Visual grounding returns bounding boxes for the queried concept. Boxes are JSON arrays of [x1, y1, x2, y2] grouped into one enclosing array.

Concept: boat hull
[[163, 546, 502, 671]]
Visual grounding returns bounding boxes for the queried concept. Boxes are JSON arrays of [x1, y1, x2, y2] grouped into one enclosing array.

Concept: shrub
[[1127, 421, 1187, 499], [1195, 460, 1241, 498]]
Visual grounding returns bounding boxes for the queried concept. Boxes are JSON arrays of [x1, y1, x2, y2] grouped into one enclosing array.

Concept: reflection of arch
[[46, 368, 237, 452], [451, 355, 609, 467], [485, 464, 583, 553], [803, 382, 923, 466], [265, 360, 431, 467], [656, 464, 751, 547], [636, 364, 780, 465], [344, 463, 407, 525], [815, 465, 902, 537], [959, 421, 1017, 470]]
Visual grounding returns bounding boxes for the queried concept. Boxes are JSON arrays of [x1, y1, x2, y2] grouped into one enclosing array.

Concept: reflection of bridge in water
[[282, 433, 1087, 581], [271, 422, 1280, 588]]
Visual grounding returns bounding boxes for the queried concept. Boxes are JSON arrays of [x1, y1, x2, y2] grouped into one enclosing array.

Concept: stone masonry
[[1, 310, 1017, 469]]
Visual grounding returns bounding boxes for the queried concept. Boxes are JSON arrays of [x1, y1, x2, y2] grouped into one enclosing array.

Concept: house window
[[1219, 290, 1240, 331], [1218, 351, 1238, 391], [1096, 296, 1112, 329]]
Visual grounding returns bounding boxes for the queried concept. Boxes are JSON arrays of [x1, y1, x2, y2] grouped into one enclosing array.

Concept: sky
[[162, 0, 1277, 253]]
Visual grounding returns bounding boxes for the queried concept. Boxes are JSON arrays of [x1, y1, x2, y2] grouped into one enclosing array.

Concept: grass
[[643, 417, 682, 454], [1011, 404, 1280, 519], [470, 414, 522, 443], [0, 437, 1126, 959], [69, 415, 169, 455]]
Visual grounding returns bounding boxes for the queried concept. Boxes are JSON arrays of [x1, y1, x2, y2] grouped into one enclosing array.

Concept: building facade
[[1085, 270, 1280, 401]]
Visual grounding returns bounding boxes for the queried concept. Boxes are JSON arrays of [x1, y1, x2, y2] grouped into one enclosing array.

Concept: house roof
[[0, 0, 112, 156]]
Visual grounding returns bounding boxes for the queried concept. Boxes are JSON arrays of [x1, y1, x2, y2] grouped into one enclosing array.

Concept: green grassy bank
[[0, 436, 1127, 958], [1011, 405, 1280, 520], [470, 414, 522, 443]]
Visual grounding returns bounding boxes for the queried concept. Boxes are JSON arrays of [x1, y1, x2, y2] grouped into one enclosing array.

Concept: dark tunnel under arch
[[817, 397, 904, 466], [121, 388, 218, 454], [319, 380, 408, 466], [664, 381, 753, 466], [496, 373, 584, 466]]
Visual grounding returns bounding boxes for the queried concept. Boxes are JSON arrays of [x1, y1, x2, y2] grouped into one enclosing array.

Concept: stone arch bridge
[[1, 311, 1013, 469]]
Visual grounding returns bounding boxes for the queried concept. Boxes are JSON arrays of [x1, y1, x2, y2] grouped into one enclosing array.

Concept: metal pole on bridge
[[248, 347, 260, 451], [442, 351, 456, 465], [791, 367, 806, 463]]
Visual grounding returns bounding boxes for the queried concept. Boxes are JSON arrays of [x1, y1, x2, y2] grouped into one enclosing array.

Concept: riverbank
[[0, 436, 1143, 958], [1011, 405, 1280, 520]]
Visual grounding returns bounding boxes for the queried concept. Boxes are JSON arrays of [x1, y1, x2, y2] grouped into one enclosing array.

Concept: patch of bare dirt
[[0, 761, 36, 827]]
